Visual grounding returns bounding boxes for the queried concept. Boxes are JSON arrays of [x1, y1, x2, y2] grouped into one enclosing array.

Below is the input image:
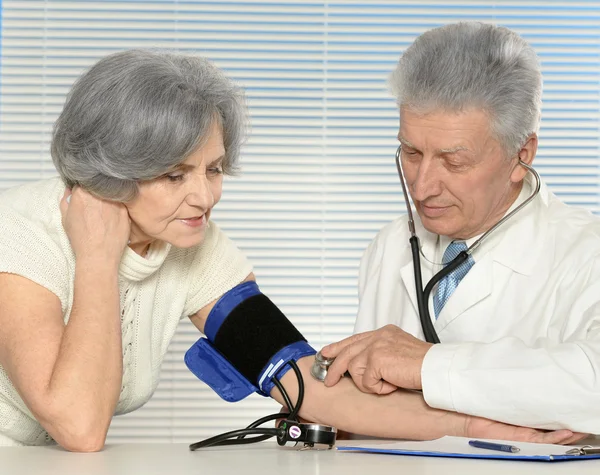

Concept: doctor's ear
[[511, 134, 538, 183]]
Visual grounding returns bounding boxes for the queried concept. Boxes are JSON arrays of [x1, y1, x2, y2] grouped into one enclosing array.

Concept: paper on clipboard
[[336, 436, 600, 462]]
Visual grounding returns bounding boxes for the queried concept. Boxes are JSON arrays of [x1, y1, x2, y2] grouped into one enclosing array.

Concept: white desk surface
[[2, 440, 600, 475]]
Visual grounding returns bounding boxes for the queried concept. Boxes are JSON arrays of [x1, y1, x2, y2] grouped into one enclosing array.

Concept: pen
[[469, 440, 520, 453]]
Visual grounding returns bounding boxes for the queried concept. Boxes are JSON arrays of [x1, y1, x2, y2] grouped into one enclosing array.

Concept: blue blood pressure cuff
[[184, 281, 316, 402]]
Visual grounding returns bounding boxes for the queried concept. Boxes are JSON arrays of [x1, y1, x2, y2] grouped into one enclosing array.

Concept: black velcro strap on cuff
[[212, 294, 306, 385]]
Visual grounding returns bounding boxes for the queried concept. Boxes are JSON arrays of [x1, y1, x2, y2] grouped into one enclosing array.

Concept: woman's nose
[[186, 177, 215, 209]]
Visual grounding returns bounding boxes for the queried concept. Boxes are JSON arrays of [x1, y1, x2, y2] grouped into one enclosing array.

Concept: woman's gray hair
[[389, 22, 542, 157], [52, 49, 247, 201]]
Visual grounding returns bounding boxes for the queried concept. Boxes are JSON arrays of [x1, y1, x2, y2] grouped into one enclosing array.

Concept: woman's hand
[[465, 415, 589, 445], [60, 187, 131, 267]]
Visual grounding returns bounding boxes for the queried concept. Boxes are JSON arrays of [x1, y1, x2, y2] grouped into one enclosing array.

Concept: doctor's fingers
[[360, 363, 398, 395], [320, 331, 373, 359], [335, 354, 396, 395], [357, 344, 405, 394], [323, 337, 372, 387]]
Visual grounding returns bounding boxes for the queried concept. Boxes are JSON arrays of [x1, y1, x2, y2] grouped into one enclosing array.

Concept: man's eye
[[445, 161, 467, 172], [402, 150, 420, 159]]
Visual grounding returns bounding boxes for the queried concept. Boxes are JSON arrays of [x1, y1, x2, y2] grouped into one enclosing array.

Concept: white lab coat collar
[[479, 174, 550, 276], [399, 174, 550, 324]]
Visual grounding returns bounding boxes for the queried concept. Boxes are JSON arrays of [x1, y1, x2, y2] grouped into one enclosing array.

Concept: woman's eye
[[166, 174, 184, 182], [208, 167, 223, 176]]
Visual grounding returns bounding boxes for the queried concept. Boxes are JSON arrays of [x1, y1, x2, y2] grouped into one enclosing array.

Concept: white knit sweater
[[0, 177, 253, 446]]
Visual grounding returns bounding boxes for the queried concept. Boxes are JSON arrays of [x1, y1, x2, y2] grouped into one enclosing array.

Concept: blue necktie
[[433, 241, 475, 318]]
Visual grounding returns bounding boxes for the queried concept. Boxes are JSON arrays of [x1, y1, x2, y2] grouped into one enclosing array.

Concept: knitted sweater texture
[[0, 177, 252, 445]]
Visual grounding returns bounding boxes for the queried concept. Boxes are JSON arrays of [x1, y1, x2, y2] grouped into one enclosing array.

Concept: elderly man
[[321, 22, 600, 434]]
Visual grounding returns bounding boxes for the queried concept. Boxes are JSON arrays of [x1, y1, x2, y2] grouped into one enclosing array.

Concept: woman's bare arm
[[274, 356, 582, 444], [0, 188, 130, 452], [0, 263, 122, 452], [190, 274, 581, 444]]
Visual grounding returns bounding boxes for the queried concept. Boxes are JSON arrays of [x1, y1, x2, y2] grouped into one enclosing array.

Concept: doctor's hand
[[321, 324, 432, 393]]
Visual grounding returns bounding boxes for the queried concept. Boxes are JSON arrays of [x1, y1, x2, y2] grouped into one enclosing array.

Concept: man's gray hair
[[390, 22, 542, 157], [52, 49, 246, 201]]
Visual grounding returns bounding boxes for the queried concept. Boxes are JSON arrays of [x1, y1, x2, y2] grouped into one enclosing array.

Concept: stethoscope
[[394, 145, 541, 344]]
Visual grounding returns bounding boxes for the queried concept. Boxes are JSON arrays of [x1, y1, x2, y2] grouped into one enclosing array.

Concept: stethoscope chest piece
[[310, 350, 336, 382]]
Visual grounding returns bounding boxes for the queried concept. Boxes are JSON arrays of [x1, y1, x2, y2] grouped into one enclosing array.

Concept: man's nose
[[409, 157, 442, 202]]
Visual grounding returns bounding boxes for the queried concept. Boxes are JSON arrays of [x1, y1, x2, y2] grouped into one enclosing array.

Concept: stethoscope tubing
[[394, 145, 541, 344], [416, 241, 469, 344]]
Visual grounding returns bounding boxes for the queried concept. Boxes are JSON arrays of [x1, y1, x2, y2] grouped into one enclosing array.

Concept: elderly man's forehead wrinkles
[[398, 135, 471, 155]]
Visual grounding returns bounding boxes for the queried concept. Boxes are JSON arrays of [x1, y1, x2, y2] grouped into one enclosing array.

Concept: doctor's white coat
[[355, 180, 600, 434]]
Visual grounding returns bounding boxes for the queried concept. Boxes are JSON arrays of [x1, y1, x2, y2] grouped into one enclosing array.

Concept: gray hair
[[51, 49, 247, 201], [389, 22, 542, 157]]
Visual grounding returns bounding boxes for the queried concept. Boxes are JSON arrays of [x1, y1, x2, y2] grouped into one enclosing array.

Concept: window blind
[[1, 0, 599, 443]]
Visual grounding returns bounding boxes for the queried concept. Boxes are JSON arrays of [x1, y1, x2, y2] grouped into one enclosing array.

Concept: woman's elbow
[[40, 408, 110, 452], [60, 432, 106, 452]]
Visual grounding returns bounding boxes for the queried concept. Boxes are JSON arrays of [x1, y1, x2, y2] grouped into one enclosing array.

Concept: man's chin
[[418, 216, 459, 238]]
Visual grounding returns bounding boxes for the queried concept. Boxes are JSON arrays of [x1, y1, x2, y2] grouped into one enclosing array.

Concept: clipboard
[[336, 436, 600, 462]]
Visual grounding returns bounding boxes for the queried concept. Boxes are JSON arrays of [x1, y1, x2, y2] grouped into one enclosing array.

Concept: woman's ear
[[510, 134, 538, 183]]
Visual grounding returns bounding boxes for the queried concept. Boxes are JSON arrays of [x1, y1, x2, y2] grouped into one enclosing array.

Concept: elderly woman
[[0, 50, 581, 451]]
